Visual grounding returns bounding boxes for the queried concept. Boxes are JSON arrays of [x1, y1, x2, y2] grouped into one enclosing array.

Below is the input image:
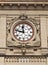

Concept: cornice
[[0, 2, 48, 10]]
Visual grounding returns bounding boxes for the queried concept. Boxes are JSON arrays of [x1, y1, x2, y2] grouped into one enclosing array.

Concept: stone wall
[[0, 10, 48, 65]]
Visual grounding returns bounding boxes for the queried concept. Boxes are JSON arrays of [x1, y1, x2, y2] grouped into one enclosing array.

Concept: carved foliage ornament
[[7, 15, 40, 47]]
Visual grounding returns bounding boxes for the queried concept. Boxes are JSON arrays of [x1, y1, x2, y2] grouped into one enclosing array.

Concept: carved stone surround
[[5, 15, 40, 55]]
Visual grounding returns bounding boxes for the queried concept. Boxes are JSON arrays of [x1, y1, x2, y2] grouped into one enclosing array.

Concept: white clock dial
[[13, 22, 34, 42]]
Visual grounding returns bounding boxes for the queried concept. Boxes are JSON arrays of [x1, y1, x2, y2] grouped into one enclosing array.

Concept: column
[[0, 15, 6, 48], [40, 16, 47, 48]]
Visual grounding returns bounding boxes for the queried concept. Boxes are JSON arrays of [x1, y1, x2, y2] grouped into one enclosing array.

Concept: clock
[[11, 20, 36, 43]]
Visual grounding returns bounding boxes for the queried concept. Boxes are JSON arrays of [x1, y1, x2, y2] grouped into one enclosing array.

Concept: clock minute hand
[[22, 25, 24, 29], [22, 25, 24, 33]]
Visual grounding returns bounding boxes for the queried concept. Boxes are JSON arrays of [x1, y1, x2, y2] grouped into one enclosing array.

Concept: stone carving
[[5, 56, 46, 63], [6, 15, 40, 55]]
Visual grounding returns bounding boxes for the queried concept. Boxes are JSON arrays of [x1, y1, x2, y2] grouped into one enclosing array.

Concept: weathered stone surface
[[0, 0, 48, 2]]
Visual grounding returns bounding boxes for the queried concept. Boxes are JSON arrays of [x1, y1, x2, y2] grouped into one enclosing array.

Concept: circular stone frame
[[10, 19, 36, 43]]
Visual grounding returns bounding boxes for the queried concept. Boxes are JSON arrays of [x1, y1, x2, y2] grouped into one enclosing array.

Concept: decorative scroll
[[6, 15, 41, 55]]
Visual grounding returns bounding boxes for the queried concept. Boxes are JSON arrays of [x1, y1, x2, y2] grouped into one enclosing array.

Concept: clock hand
[[22, 25, 24, 33], [16, 25, 25, 33], [16, 29, 23, 32], [22, 24, 24, 29]]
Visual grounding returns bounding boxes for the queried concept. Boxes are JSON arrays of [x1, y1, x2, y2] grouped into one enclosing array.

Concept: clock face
[[13, 21, 34, 42]]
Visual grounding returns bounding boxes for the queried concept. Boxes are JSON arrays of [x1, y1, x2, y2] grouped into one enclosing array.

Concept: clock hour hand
[[16, 29, 23, 32]]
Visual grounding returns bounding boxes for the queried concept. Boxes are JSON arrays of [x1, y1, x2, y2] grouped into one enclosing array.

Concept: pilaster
[[0, 15, 6, 48], [40, 16, 47, 48]]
